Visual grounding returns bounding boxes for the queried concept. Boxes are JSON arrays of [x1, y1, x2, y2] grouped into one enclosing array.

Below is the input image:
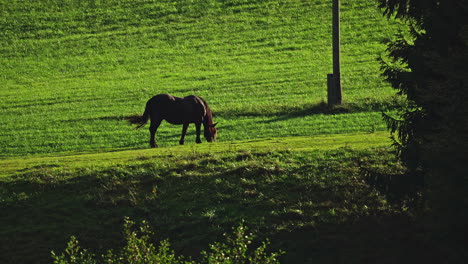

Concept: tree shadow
[[0, 150, 448, 264], [215, 97, 405, 123]]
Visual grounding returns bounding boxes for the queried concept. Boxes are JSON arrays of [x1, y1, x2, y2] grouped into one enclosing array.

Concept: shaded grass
[[0, 146, 442, 264]]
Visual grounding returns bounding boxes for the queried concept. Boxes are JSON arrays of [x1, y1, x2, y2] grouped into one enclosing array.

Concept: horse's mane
[[197, 96, 214, 125]]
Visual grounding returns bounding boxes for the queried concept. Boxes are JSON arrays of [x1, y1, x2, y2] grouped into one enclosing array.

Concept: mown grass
[[0, 0, 404, 157], [1, 143, 440, 264], [0, 132, 391, 177], [0, 1, 430, 263]]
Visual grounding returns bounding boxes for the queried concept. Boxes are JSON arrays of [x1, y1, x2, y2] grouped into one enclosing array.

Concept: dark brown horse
[[126, 94, 217, 148]]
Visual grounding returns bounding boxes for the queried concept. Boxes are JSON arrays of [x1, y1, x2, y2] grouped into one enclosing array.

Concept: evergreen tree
[[378, 0, 468, 237]]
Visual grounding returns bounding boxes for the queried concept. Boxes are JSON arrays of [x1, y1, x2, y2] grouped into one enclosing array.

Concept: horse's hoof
[[179, 140, 185, 145]]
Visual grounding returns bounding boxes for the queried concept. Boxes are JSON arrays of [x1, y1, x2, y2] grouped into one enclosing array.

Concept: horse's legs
[[195, 122, 202, 144], [180, 123, 189, 145], [149, 119, 162, 148]]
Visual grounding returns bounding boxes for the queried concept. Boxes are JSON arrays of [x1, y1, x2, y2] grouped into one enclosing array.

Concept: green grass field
[[0, 132, 391, 178], [0, 0, 403, 157], [0, 1, 431, 263]]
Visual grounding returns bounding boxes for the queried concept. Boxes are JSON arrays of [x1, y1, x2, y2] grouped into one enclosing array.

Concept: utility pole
[[327, 0, 342, 106]]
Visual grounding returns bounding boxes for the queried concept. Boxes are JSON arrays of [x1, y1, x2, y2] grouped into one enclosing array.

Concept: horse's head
[[204, 123, 218, 142]]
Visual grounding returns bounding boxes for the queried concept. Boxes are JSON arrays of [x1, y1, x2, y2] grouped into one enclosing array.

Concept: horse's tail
[[125, 103, 150, 129]]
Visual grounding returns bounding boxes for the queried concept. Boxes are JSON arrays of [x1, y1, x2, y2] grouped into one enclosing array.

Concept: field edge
[[0, 131, 391, 178]]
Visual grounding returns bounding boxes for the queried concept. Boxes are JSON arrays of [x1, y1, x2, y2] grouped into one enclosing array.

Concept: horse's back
[[182, 95, 207, 116], [147, 94, 206, 124], [147, 93, 178, 104]]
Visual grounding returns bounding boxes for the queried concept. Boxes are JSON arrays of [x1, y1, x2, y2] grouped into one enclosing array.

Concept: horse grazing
[[126, 94, 217, 148]]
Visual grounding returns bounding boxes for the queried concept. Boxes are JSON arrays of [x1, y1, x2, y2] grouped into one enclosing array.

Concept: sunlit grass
[[0, 0, 403, 156], [0, 131, 390, 177]]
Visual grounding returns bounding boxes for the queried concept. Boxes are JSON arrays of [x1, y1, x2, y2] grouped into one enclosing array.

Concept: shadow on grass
[[215, 96, 406, 120], [58, 97, 405, 125], [0, 149, 447, 264]]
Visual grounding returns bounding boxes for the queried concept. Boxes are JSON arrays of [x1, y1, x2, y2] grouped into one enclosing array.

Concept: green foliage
[[52, 218, 188, 264], [378, 0, 468, 168], [104, 218, 185, 264], [51, 236, 97, 264], [201, 223, 284, 264], [378, 0, 468, 248], [51, 218, 282, 264]]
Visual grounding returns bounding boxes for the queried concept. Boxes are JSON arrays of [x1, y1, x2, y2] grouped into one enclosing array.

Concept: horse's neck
[[203, 111, 214, 127]]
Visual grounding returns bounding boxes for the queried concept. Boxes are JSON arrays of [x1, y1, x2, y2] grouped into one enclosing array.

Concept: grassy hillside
[[0, 132, 391, 177], [0, 0, 403, 157], [0, 1, 432, 263], [2, 138, 438, 264]]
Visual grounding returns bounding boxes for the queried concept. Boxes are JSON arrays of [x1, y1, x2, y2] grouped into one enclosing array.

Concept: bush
[[201, 222, 284, 264], [51, 218, 283, 264]]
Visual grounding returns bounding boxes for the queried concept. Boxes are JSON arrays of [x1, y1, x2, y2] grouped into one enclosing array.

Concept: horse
[[126, 94, 217, 148]]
